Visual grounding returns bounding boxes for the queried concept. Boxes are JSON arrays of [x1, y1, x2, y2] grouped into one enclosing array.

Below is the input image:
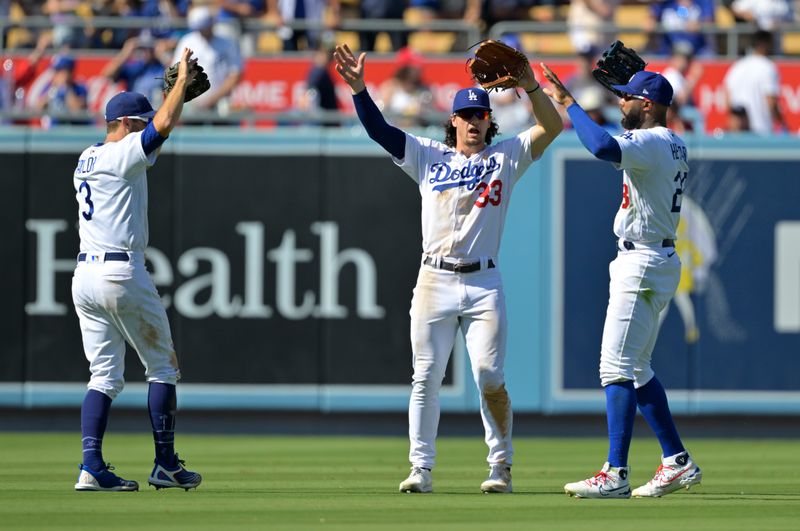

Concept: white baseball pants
[[600, 243, 681, 388], [407, 264, 512, 469], [71, 253, 180, 399]]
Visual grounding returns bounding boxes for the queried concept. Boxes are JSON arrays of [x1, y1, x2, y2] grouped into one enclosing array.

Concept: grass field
[[1, 433, 797, 530]]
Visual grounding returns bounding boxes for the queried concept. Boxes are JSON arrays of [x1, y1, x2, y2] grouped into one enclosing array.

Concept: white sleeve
[[509, 130, 534, 184], [613, 130, 654, 172], [392, 132, 427, 184], [118, 132, 152, 180]]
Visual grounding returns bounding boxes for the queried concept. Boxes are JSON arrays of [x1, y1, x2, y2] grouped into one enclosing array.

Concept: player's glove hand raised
[[163, 60, 211, 102], [592, 40, 646, 97], [467, 39, 530, 92]]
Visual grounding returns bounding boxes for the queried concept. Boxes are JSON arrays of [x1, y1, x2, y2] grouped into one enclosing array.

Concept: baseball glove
[[592, 40, 646, 97], [163, 60, 210, 102], [467, 39, 530, 92]]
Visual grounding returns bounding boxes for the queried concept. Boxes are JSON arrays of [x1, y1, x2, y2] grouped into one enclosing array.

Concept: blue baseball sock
[[636, 376, 685, 458], [81, 389, 112, 471], [605, 381, 637, 468], [148, 382, 177, 467]]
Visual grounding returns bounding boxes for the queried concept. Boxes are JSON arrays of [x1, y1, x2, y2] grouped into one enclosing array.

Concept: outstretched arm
[[333, 44, 405, 159], [152, 47, 197, 138], [518, 62, 563, 160], [541, 63, 621, 163]]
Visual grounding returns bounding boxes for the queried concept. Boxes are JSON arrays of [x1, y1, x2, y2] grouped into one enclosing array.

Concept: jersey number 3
[[475, 180, 503, 208], [79, 181, 94, 221]]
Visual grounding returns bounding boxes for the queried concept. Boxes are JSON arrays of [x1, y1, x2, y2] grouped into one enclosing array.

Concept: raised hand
[[178, 48, 197, 84], [333, 44, 366, 94], [540, 63, 575, 107]]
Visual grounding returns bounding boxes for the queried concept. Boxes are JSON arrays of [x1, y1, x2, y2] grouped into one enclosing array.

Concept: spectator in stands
[[92, 0, 146, 49], [172, 5, 244, 114], [43, 0, 91, 48], [646, 0, 716, 57], [567, 0, 620, 55], [214, 0, 267, 56], [101, 31, 172, 107], [729, 0, 793, 54], [662, 42, 703, 131], [32, 54, 90, 127], [662, 42, 702, 108], [484, 0, 539, 27], [723, 30, 788, 135], [566, 47, 615, 110], [378, 46, 435, 127], [267, 0, 339, 51], [1, 32, 52, 124], [357, 0, 408, 52], [298, 41, 340, 125]]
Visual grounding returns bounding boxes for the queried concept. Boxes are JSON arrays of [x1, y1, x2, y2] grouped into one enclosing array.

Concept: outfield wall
[[1, 127, 798, 413]]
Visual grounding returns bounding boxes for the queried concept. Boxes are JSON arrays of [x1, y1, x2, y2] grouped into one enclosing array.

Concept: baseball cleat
[[480, 464, 512, 493], [632, 452, 702, 497], [564, 462, 631, 499], [148, 454, 202, 491], [74, 463, 139, 491], [399, 466, 433, 493]]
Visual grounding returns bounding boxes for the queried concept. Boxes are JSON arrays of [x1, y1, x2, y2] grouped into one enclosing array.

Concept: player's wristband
[[525, 85, 541, 94]]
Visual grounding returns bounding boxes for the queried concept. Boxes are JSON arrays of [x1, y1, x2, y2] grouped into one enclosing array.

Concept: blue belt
[[78, 252, 130, 262]]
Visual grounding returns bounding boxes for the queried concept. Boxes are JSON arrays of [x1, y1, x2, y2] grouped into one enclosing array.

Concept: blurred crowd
[[1, 1, 799, 134]]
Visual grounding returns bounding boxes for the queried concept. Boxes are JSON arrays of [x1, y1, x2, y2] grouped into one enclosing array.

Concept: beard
[[620, 106, 644, 130]]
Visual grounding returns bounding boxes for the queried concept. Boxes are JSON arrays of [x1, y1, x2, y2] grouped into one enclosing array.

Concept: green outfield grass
[[0, 433, 797, 530]]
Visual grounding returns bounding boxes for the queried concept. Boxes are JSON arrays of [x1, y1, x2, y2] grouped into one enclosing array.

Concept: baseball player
[[71, 48, 201, 491], [540, 65, 702, 498], [333, 44, 563, 493]]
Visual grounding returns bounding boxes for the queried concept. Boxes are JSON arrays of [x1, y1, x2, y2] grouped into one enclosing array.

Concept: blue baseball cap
[[52, 55, 75, 71], [452, 87, 491, 113], [104, 91, 156, 122], [611, 71, 674, 107]]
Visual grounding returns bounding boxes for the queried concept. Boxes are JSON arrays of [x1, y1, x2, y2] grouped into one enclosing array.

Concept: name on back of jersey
[[670, 143, 687, 162], [428, 155, 501, 193], [75, 156, 97, 175]]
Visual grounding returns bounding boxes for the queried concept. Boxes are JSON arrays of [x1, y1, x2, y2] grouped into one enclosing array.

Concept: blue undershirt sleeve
[[567, 103, 622, 163], [352, 89, 406, 159], [141, 121, 167, 155]]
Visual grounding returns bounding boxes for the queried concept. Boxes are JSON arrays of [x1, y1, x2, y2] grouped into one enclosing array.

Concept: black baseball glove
[[592, 41, 646, 97], [163, 60, 211, 102]]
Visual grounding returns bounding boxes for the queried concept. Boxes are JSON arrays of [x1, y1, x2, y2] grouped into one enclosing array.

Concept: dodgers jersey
[[73, 131, 158, 253], [612, 127, 688, 243], [395, 131, 533, 259]]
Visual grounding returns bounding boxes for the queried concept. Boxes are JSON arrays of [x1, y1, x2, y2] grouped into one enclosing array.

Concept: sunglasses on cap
[[117, 116, 151, 123], [454, 109, 490, 121], [621, 93, 647, 102]]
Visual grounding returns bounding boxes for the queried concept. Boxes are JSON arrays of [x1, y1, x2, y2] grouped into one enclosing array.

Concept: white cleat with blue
[[74, 463, 139, 492], [564, 462, 631, 498]]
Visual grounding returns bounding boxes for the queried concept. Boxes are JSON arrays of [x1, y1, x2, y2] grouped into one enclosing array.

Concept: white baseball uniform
[[394, 130, 534, 469], [600, 126, 688, 388], [71, 131, 179, 399]]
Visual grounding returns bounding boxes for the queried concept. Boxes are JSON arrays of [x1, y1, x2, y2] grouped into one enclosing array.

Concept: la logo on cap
[[468, 90, 478, 101]]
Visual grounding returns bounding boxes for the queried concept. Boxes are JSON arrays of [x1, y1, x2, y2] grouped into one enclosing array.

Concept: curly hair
[[442, 117, 500, 148]]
